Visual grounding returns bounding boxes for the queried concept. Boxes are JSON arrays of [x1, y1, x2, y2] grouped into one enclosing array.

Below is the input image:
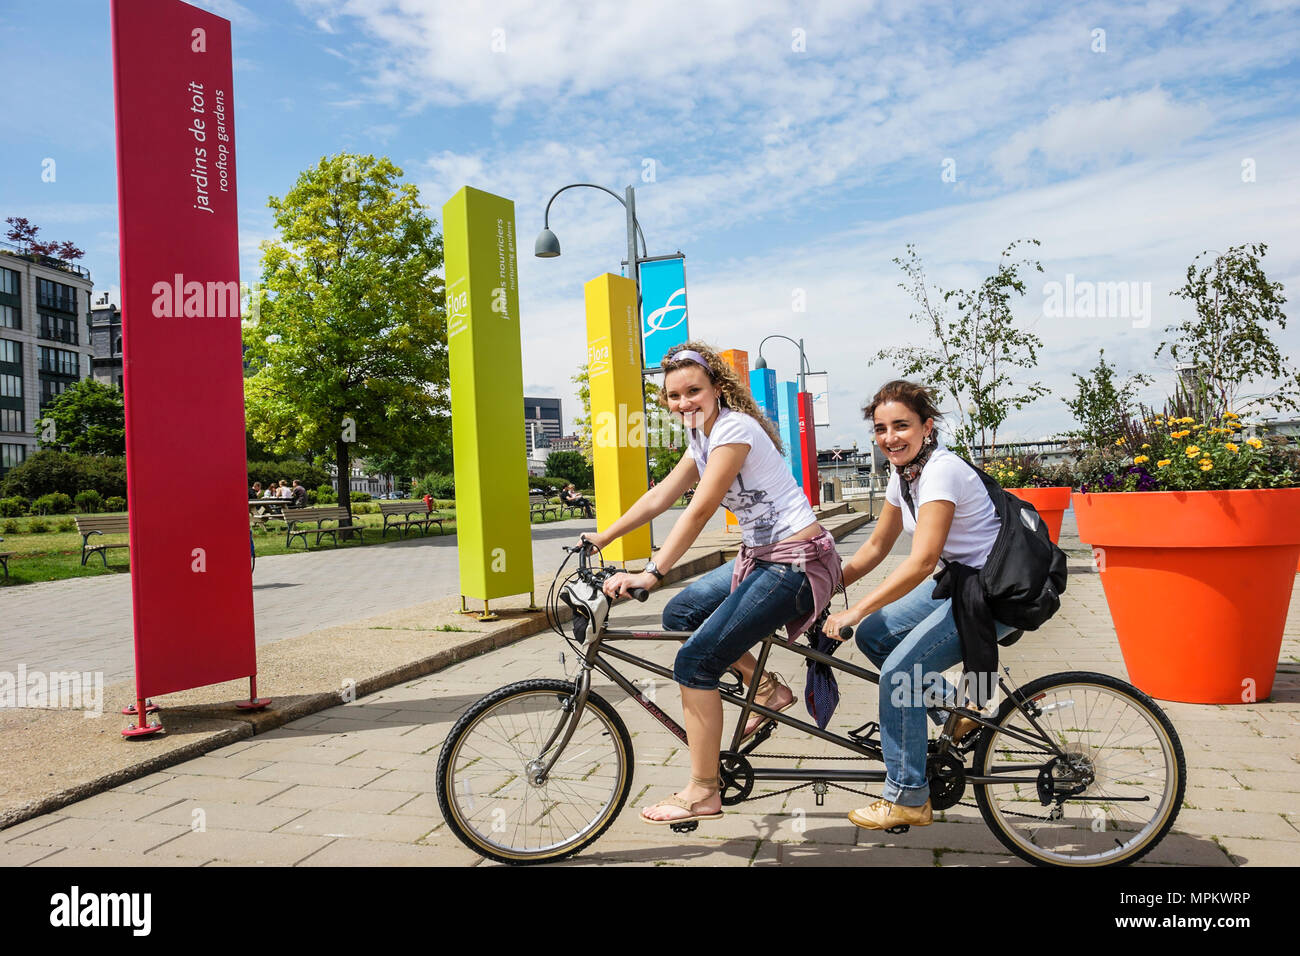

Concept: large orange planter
[[1005, 486, 1071, 543], [1073, 488, 1300, 704]]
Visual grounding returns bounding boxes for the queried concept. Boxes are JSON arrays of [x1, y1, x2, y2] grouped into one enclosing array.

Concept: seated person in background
[[560, 483, 595, 518], [278, 479, 292, 498], [250, 481, 263, 499], [291, 479, 308, 508]]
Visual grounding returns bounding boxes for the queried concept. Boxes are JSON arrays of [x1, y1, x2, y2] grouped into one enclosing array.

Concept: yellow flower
[[1224, 412, 1239, 419], [1156, 459, 1172, 468], [1115, 437, 1126, 445], [1171, 430, 1190, 439], [1246, 437, 1263, 449], [1200, 459, 1213, 471], [1179, 417, 1195, 424], [1134, 455, 1149, 464], [1185, 445, 1201, 457], [1154, 418, 1165, 425], [1225, 443, 1239, 453], [1141, 443, 1150, 449]]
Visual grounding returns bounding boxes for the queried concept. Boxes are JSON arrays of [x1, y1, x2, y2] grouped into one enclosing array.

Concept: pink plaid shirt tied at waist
[[730, 525, 844, 643]]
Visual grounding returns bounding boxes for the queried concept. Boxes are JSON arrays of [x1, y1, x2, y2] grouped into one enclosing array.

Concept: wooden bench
[[0, 537, 11, 581], [75, 515, 131, 567], [378, 501, 445, 538], [556, 494, 595, 519], [529, 494, 557, 521], [284, 506, 366, 549]]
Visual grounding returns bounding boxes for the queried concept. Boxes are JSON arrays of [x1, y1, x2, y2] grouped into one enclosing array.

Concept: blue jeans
[[663, 559, 813, 691], [854, 578, 1017, 806]]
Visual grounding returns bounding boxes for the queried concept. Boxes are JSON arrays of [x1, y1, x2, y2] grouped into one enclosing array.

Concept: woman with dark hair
[[582, 342, 842, 825], [824, 380, 1015, 830], [560, 483, 594, 519]]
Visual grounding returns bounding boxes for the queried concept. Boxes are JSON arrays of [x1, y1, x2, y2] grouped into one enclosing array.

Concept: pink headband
[[666, 348, 712, 375]]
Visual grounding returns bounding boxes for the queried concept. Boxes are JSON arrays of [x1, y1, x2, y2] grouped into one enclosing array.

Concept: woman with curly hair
[[583, 342, 842, 825]]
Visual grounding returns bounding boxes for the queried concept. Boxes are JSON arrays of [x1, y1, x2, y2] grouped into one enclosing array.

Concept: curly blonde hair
[[660, 341, 783, 454]]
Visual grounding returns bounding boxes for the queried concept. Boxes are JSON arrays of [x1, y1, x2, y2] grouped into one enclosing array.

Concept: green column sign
[[443, 186, 533, 606]]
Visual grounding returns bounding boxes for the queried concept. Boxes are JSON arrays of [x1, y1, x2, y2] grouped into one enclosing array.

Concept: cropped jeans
[[663, 559, 812, 691], [854, 578, 1017, 807]]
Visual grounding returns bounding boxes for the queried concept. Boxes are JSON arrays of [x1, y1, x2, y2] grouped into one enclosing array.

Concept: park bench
[[284, 506, 366, 549], [74, 515, 131, 567], [378, 500, 445, 538], [555, 494, 595, 519], [0, 537, 11, 581], [529, 494, 557, 521]]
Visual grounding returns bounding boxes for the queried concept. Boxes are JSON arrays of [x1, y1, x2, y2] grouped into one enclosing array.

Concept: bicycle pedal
[[885, 824, 910, 835], [669, 821, 699, 834]]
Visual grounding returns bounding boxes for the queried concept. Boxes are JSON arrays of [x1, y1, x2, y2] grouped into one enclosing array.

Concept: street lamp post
[[535, 183, 656, 550], [753, 334, 810, 393]]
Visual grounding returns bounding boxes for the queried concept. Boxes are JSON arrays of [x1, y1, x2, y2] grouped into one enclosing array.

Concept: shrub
[[306, 490, 318, 505], [1, 518, 18, 534], [315, 484, 337, 504], [413, 472, 456, 500], [27, 517, 50, 533], [349, 491, 372, 502], [246, 460, 331, 492], [32, 492, 74, 515], [74, 489, 104, 513], [104, 496, 127, 513], [0, 450, 126, 499], [56, 517, 75, 532], [0, 496, 27, 518]]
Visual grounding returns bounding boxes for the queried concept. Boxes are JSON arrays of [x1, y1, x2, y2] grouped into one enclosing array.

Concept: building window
[[0, 267, 18, 297], [39, 312, 78, 345], [1, 442, 24, 470], [0, 339, 19, 365], [37, 278, 77, 313], [114, 334, 122, 355], [40, 378, 70, 405], [0, 304, 18, 330], [0, 408, 22, 433], [0, 374, 22, 399], [39, 346, 79, 377]]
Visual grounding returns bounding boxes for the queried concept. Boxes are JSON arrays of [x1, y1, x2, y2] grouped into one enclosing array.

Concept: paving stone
[[1173, 808, 1300, 842], [30, 846, 207, 866], [276, 808, 437, 843], [139, 799, 310, 833], [54, 791, 185, 823], [1215, 836, 1299, 866], [295, 836, 483, 866], [242, 761, 389, 789], [753, 841, 934, 866], [136, 775, 294, 805], [161, 828, 334, 865], [0, 842, 64, 866], [9, 817, 190, 854]]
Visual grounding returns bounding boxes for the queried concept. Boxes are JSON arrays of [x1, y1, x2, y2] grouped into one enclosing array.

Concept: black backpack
[[900, 459, 1068, 632]]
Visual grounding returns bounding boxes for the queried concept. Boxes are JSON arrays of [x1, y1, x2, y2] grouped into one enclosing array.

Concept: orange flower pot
[[1073, 488, 1300, 704], [1005, 486, 1071, 543]]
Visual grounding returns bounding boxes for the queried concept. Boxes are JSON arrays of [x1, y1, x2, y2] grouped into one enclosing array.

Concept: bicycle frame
[[552, 618, 1075, 791]]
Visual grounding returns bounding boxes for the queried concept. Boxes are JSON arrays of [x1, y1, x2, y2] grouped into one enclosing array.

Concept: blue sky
[[2, 0, 1297, 449]]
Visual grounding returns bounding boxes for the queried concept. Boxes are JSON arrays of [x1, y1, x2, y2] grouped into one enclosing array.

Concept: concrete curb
[[0, 506, 872, 830]]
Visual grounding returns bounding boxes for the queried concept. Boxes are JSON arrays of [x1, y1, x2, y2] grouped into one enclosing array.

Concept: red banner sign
[[797, 392, 820, 507], [111, 0, 255, 700]]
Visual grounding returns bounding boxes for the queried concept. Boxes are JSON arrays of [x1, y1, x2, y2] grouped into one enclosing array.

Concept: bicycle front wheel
[[972, 671, 1185, 867], [436, 679, 634, 865]]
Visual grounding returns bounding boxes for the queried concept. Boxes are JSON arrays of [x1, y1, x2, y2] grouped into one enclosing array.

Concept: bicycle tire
[[436, 679, 634, 865], [972, 671, 1185, 867]]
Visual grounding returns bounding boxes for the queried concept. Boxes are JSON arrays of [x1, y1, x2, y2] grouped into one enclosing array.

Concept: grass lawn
[[0, 498, 590, 587]]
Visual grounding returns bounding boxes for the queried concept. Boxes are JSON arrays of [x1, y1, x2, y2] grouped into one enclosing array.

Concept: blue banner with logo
[[750, 368, 778, 425], [777, 380, 802, 489], [640, 255, 689, 368]]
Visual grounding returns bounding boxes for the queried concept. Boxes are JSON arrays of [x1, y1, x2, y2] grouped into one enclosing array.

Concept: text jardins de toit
[[186, 80, 231, 213]]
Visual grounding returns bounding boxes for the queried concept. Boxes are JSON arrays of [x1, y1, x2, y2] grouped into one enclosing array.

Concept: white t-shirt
[[687, 408, 817, 547], [885, 446, 1000, 567]]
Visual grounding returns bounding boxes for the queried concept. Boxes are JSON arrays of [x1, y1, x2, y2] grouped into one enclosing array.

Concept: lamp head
[[534, 228, 561, 258], [754, 355, 768, 370]]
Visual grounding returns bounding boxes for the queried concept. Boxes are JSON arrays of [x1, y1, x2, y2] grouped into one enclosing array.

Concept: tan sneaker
[[950, 715, 981, 743], [848, 798, 934, 829]]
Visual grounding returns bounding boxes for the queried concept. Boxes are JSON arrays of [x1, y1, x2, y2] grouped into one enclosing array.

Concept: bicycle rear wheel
[[436, 679, 634, 865], [972, 671, 1185, 867]]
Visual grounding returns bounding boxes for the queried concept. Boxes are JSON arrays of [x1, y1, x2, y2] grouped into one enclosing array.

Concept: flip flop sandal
[[640, 778, 724, 825]]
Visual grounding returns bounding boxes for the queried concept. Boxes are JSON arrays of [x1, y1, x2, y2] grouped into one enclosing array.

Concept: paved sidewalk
[[4, 513, 1298, 867]]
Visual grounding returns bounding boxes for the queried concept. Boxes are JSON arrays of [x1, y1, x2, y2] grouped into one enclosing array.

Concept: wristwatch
[[642, 561, 664, 581]]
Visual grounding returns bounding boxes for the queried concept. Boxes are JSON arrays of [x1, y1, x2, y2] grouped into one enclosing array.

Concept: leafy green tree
[[872, 240, 1048, 457], [1158, 242, 1295, 417], [1062, 349, 1153, 449], [242, 153, 448, 525], [571, 363, 680, 460], [545, 450, 594, 489], [36, 378, 125, 455]]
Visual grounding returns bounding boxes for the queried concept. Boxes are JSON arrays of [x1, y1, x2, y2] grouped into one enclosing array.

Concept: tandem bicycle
[[434, 542, 1186, 867]]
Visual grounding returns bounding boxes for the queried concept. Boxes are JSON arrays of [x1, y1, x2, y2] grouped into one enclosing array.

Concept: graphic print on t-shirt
[[724, 472, 782, 546]]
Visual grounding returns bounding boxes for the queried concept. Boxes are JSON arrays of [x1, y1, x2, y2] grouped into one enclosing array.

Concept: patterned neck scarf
[[895, 433, 938, 515]]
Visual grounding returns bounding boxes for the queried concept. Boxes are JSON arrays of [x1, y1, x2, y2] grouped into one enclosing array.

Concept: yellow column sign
[[586, 273, 651, 564], [443, 186, 534, 605]]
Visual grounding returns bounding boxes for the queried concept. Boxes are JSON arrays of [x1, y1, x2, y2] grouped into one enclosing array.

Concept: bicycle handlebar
[[627, 587, 649, 603], [838, 625, 854, 640]]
